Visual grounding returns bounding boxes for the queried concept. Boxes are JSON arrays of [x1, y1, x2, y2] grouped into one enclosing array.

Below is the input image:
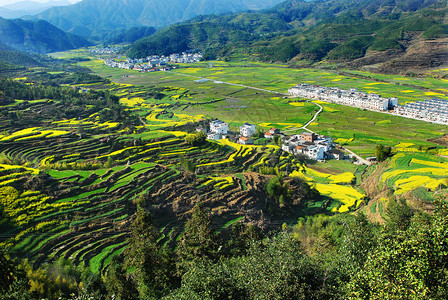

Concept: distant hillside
[[0, 42, 58, 69], [0, 17, 91, 53], [0, 0, 72, 19], [30, 0, 286, 37], [104, 27, 157, 45], [128, 0, 448, 73]]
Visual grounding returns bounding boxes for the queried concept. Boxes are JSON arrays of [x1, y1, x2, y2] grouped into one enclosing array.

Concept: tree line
[[1, 197, 447, 299]]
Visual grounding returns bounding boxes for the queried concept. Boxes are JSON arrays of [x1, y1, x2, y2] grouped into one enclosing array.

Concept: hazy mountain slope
[[31, 0, 286, 36], [104, 27, 157, 45], [128, 0, 447, 72], [0, 17, 91, 53], [0, 0, 72, 19]]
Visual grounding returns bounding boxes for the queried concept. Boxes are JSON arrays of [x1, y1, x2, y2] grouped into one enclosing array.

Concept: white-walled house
[[240, 123, 256, 137], [288, 83, 398, 111], [207, 133, 221, 140], [210, 120, 229, 135], [239, 137, 253, 145], [306, 146, 326, 160], [281, 132, 334, 161]]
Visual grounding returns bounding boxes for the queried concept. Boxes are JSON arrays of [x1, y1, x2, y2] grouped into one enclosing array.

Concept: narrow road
[[341, 146, 372, 166], [301, 101, 323, 133]]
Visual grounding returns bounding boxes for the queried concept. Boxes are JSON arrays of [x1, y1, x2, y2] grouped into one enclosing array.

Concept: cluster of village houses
[[198, 120, 341, 161], [90, 47, 120, 54], [393, 98, 448, 124], [288, 83, 398, 111], [104, 52, 203, 72], [288, 83, 448, 124]]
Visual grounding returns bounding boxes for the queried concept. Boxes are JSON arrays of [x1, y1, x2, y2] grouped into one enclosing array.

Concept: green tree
[[179, 156, 196, 173], [167, 232, 333, 299], [273, 134, 282, 147], [176, 204, 218, 274], [105, 256, 139, 300], [346, 201, 448, 299], [223, 222, 261, 257], [374, 144, 391, 162], [125, 208, 176, 299], [265, 169, 291, 205], [185, 132, 206, 146], [338, 213, 378, 280], [0, 249, 29, 299], [385, 198, 414, 232]]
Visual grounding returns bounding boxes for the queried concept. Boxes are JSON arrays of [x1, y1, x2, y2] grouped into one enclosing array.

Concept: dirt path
[[341, 146, 372, 166], [301, 101, 323, 133]]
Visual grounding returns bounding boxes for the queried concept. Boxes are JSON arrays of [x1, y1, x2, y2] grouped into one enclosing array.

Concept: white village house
[[288, 83, 398, 111], [240, 123, 256, 137], [282, 131, 334, 161], [207, 120, 229, 140]]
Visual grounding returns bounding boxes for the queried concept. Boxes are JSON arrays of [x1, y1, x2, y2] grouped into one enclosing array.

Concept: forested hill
[[128, 0, 448, 73], [0, 17, 91, 54], [29, 0, 286, 37]]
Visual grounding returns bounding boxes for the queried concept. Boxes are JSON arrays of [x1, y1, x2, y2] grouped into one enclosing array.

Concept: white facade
[[207, 133, 221, 140], [306, 146, 326, 160], [394, 98, 448, 124], [282, 132, 333, 161], [240, 123, 256, 137], [210, 120, 229, 135], [288, 83, 398, 111]]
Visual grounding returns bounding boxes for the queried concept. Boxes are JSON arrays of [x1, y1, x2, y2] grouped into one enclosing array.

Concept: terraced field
[[4, 51, 448, 275], [0, 74, 370, 273]]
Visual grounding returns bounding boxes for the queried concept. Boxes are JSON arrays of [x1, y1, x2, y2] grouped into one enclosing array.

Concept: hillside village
[[104, 52, 203, 72], [394, 98, 448, 124], [90, 47, 120, 54], [289, 83, 448, 125], [288, 83, 398, 111], [201, 120, 340, 161]]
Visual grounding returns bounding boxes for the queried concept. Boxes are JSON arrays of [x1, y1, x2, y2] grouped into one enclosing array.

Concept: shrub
[[185, 132, 206, 146]]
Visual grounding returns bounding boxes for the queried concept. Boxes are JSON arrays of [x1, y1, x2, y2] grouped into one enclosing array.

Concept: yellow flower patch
[[425, 92, 444, 96], [179, 68, 200, 74], [394, 142, 415, 148], [329, 172, 355, 184], [366, 82, 388, 85], [314, 183, 364, 213], [97, 146, 137, 159], [0, 164, 39, 175], [312, 100, 327, 104], [323, 106, 339, 112], [158, 131, 187, 137], [303, 166, 330, 179], [213, 176, 234, 189], [289, 102, 305, 107], [335, 138, 354, 144], [394, 176, 447, 194], [289, 170, 314, 182], [410, 158, 448, 169], [438, 149, 448, 156], [119, 97, 146, 107]]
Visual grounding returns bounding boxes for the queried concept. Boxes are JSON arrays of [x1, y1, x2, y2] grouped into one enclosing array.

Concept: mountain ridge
[[127, 0, 448, 73], [0, 17, 91, 53], [0, 0, 72, 19], [29, 0, 286, 37]]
